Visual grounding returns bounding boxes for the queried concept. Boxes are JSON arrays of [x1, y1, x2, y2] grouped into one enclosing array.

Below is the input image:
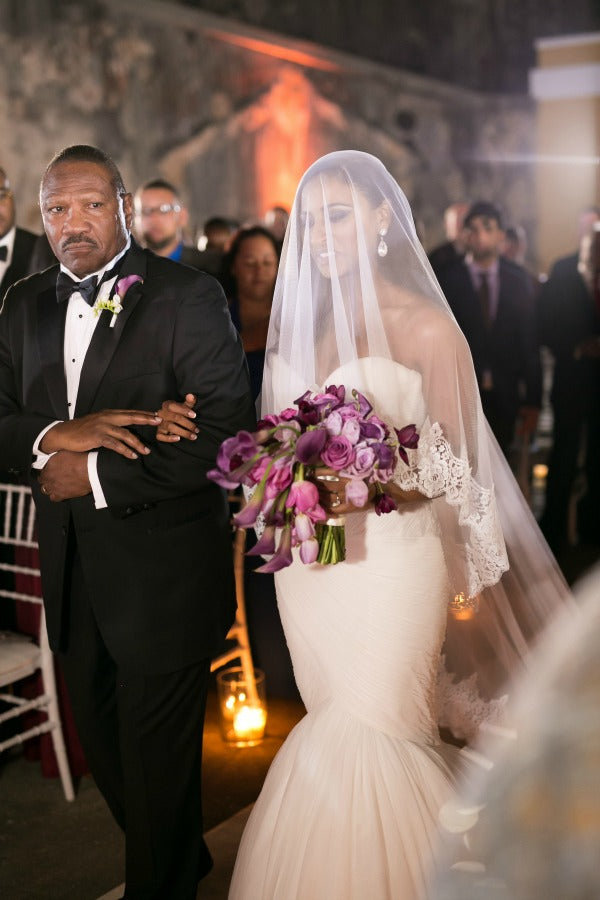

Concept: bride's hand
[[313, 467, 374, 517], [155, 393, 199, 442]]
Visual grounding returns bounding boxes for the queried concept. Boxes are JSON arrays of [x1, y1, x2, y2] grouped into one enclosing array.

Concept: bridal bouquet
[[207, 385, 418, 572]]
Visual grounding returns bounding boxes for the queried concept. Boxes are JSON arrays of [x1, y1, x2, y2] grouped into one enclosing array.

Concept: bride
[[160, 151, 572, 899]]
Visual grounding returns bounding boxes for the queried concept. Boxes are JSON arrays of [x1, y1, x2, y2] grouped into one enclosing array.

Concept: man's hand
[[40, 410, 162, 458], [39, 451, 92, 501], [156, 393, 199, 443]]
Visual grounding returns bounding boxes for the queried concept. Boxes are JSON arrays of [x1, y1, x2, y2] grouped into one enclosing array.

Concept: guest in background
[[133, 177, 205, 268], [263, 204, 289, 252], [538, 207, 600, 557], [436, 201, 541, 461], [195, 215, 238, 280], [428, 201, 469, 276], [223, 225, 280, 402], [0, 167, 38, 298]]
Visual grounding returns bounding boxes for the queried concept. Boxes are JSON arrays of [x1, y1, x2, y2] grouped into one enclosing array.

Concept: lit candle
[[233, 705, 267, 741], [449, 592, 480, 621]]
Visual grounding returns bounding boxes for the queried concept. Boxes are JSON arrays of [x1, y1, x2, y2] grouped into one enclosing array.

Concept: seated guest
[[133, 178, 205, 268]]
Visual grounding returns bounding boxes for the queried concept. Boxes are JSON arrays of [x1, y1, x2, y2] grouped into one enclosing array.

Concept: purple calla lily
[[245, 525, 277, 557], [115, 274, 143, 298], [255, 524, 293, 573], [295, 428, 327, 464]]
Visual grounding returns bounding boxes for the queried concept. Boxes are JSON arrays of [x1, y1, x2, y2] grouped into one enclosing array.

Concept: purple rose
[[321, 435, 354, 470], [325, 411, 343, 436], [372, 442, 395, 471], [345, 478, 369, 508], [345, 444, 376, 478], [341, 417, 361, 445], [360, 415, 388, 441]]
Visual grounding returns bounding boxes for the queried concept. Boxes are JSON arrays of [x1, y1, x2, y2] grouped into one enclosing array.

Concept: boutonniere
[[94, 275, 143, 328]]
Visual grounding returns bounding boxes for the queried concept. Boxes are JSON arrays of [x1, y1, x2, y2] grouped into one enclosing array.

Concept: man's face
[[134, 187, 186, 254], [40, 160, 132, 278], [0, 173, 16, 240], [465, 215, 504, 265]]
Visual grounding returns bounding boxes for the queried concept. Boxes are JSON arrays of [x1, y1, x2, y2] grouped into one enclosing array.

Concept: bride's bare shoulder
[[382, 293, 463, 345]]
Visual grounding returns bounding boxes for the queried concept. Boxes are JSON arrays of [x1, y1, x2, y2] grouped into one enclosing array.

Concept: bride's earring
[[377, 228, 388, 258]]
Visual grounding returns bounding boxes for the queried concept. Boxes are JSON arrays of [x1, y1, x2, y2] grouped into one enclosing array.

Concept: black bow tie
[[0, 245, 8, 262], [56, 271, 98, 306]]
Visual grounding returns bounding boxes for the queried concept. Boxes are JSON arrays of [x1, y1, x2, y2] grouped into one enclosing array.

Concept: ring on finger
[[41, 484, 49, 495], [331, 493, 341, 508]]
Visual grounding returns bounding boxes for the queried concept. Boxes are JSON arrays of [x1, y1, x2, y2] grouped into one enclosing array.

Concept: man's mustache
[[62, 235, 97, 249]]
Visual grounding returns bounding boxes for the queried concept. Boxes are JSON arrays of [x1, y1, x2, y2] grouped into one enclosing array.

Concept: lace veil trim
[[395, 421, 509, 598]]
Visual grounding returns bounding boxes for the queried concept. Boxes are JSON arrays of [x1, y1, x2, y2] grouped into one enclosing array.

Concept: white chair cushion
[[0, 631, 40, 685]]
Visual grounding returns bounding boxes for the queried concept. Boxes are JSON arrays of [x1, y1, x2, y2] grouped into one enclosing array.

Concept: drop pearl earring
[[377, 229, 388, 258]]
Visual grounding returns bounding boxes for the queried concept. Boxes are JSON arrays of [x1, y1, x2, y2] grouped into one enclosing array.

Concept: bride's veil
[[261, 149, 574, 739]]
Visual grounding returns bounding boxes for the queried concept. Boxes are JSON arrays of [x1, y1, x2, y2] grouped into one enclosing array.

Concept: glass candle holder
[[216, 667, 267, 747]]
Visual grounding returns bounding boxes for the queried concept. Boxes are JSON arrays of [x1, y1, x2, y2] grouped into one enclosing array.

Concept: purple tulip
[[264, 459, 294, 499], [286, 479, 320, 512], [345, 478, 369, 507], [255, 525, 293, 573], [295, 428, 327, 464], [321, 435, 354, 470], [299, 537, 319, 564], [294, 512, 316, 542], [245, 525, 277, 557], [396, 424, 419, 449], [115, 274, 143, 298], [375, 491, 398, 516]]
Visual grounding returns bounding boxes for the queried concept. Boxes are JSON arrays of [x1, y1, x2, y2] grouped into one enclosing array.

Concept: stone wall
[[0, 0, 537, 258]]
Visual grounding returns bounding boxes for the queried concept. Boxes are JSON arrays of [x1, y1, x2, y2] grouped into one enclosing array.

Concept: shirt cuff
[[32, 421, 61, 470], [88, 451, 108, 509]]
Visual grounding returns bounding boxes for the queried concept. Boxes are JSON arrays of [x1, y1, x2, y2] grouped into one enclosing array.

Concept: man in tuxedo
[[436, 201, 541, 458], [0, 167, 38, 297], [0, 145, 255, 899], [538, 208, 600, 554]]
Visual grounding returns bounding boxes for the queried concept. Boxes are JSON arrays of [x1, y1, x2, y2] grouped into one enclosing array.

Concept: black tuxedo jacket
[[437, 257, 542, 421], [538, 252, 599, 418], [0, 227, 38, 298], [0, 241, 256, 673]]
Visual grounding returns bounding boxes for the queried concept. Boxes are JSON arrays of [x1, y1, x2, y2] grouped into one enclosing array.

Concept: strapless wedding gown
[[229, 358, 460, 900]]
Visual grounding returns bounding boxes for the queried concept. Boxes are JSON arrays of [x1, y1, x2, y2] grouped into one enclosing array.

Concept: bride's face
[[300, 173, 377, 279]]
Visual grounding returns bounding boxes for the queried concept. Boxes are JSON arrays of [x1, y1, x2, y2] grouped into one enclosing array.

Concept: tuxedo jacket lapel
[[75, 244, 147, 417], [37, 283, 70, 420]]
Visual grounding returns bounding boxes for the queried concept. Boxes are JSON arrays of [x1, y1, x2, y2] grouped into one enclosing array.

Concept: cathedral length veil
[[261, 150, 574, 739]]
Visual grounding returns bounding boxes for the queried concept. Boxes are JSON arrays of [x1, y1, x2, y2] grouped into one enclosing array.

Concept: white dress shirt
[[0, 226, 16, 284], [33, 238, 131, 509]]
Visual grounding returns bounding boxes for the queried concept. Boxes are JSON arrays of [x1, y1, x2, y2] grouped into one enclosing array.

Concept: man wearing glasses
[[0, 168, 38, 298], [133, 178, 205, 269]]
